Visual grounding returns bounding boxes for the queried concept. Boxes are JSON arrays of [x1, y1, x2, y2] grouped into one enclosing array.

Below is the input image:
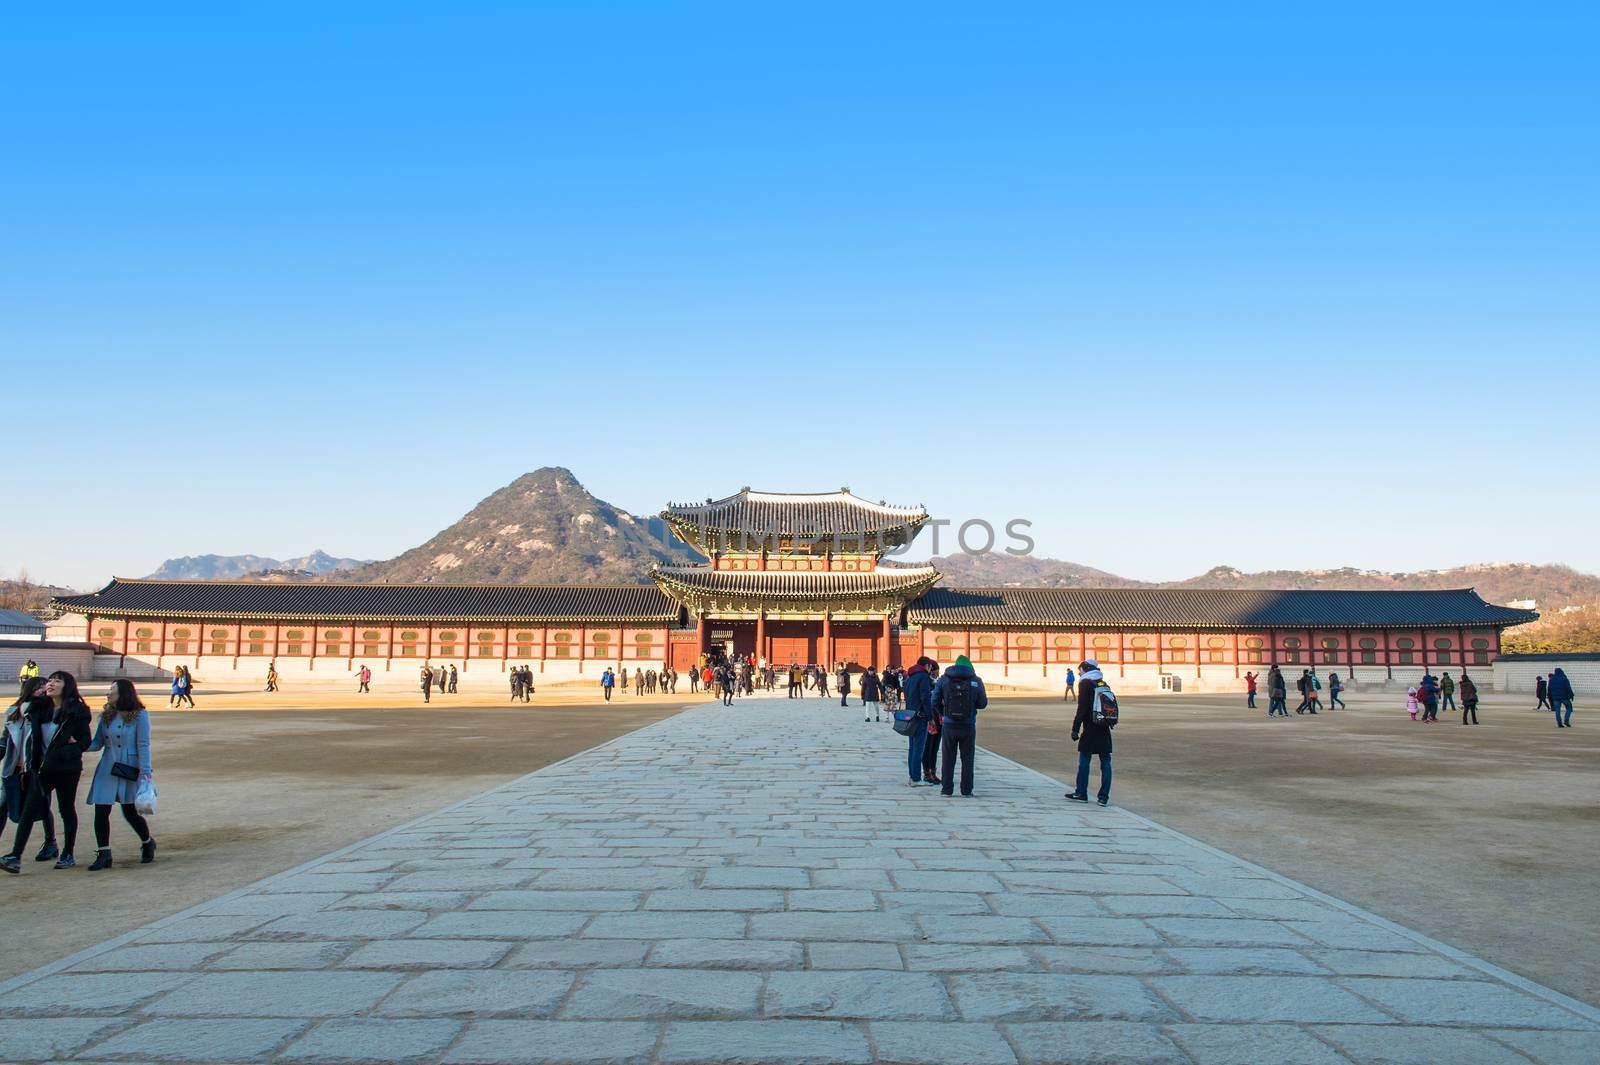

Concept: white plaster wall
[[1493, 659, 1599, 695]]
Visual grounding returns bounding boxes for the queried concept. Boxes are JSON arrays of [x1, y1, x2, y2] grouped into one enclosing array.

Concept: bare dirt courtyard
[[0, 685, 1594, 1009]]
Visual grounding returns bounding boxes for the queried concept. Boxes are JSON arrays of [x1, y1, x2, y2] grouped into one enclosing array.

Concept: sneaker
[[141, 838, 157, 864], [89, 851, 113, 871], [1064, 792, 1088, 802], [0, 855, 19, 875], [907, 780, 921, 787], [34, 842, 58, 863], [53, 853, 75, 869], [1097, 797, 1109, 807]]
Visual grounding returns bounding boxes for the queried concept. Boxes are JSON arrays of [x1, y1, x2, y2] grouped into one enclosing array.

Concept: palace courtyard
[[0, 689, 1594, 1064]]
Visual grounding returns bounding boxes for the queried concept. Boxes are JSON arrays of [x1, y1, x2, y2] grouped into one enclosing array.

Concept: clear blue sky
[[6, 3, 1598, 590]]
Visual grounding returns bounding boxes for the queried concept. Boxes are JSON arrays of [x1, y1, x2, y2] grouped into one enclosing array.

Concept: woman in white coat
[[84, 680, 156, 870]]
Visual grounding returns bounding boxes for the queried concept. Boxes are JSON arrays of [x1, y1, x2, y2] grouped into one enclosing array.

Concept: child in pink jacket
[[1406, 686, 1419, 720]]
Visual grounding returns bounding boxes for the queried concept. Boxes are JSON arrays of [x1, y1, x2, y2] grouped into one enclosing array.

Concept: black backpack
[[1091, 682, 1119, 729], [943, 677, 978, 727]]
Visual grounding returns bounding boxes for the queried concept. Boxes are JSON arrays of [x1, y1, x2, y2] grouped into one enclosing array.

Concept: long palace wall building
[[52, 489, 1537, 693]]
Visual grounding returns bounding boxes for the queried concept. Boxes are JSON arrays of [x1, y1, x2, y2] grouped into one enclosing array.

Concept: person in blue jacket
[[84, 679, 156, 870], [901, 658, 935, 787], [1549, 668, 1576, 728]]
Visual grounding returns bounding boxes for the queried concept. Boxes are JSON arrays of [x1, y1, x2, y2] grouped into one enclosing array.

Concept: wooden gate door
[[769, 636, 812, 666], [833, 638, 874, 670]]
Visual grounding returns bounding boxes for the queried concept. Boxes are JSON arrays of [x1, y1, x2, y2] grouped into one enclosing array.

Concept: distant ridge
[[145, 549, 369, 581]]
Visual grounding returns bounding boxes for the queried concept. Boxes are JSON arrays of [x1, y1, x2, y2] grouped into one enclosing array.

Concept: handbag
[[891, 711, 918, 736], [110, 761, 140, 781]]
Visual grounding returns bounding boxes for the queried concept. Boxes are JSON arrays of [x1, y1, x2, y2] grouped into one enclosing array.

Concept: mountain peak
[[342, 468, 699, 584]]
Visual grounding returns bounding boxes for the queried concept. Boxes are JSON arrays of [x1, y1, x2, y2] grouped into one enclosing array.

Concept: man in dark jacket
[[901, 658, 935, 787], [838, 666, 851, 707], [1549, 668, 1575, 728], [1066, 660, 1113, 806], [931, 655, 988, 797], [1534, 674, 1549, 711], [1267, 666, 1288, 717]]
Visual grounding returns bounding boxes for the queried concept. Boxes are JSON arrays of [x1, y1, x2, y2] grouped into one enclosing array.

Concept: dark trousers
[[603, 687, 612, 702], [1462, 703, 1479, 724], [94, 803, 151, 849], [1442, 693, 1456, 711], [940, 728, 976, 795], [788, 682, 799, 698], [923, 730, 940, 781], [9, 770, 79, 858], [840, 692, 849, 706], [1247, 691, 1256, 708]]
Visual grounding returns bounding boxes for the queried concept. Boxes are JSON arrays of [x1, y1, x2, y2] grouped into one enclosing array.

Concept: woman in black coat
[[2, 671, 93, 873], [1066, 661, 1113, 806]]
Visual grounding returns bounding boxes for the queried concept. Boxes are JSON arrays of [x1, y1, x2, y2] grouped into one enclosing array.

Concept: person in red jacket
[[1245, 671, 1258, 709]]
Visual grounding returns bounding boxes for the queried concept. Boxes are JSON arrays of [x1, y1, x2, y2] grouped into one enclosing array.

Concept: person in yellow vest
[[18, 660, 40, 693]]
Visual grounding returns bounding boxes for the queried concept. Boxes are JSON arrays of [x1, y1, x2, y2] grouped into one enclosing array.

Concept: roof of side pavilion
[[661, 489, 929, 553], [904, 587, 1539, 630], [651, 562, 942, 606]]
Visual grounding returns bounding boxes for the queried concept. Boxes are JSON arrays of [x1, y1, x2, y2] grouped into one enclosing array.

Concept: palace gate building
[[52, 488, 1536, 693]]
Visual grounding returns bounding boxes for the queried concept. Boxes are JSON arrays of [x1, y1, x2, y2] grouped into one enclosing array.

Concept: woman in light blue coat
[[84, 680, 156, 870]]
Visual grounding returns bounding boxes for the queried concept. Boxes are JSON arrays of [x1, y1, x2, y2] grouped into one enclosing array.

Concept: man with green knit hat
[[931, 654, 988, 797]]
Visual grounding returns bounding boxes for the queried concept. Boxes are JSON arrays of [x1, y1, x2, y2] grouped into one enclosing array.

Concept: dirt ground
[[975, 688, 1600, 1006], [0, 695, 687, 983], [2, 685, 1594, 1009]]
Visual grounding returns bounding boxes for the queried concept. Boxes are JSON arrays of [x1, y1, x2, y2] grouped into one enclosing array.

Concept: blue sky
[[5, 3, 1598, 589]]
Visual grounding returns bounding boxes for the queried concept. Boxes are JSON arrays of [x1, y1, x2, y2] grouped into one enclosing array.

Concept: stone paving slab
[[2, 696, 1596, 1064]]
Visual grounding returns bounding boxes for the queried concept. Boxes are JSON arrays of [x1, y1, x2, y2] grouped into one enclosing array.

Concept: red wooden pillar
[[272, 621, 281, 666], [540, 624, 548, 673], [1194, 630, 1202, 679], [156, 617, 167, 670], [1042, 628, 1050, 678], [425, 623, 433, 667], [1345, 628, 1355, 682], [1232, 630, 1240, 678], [1118, 628, 1125, 678], [821, 613, 832, 668], [309, 619, 318, 672], [1154, 629, 1163, 676], [579, 624, 586, 674], [756, 611, 766, 666], [502, 624, 511, 672], [1268, 627, 1277, 668], [879, 615, 890, 671], [1383, 628, 1392, 679], [386, 623, 395, 672], [1457, 625, 1467, 670], [697, 614, 709, 655], [1002, 628, 1009, 677]]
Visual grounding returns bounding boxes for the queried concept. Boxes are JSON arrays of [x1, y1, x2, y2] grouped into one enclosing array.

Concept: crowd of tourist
[[2, 671, 156, 875]]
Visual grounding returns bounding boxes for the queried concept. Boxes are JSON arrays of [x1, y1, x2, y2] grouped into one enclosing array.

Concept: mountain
[[931, 556, 1600, 611], [340, 467, 703, 585], [145, 550, 370, 581], [927, 554, 1143, 588]]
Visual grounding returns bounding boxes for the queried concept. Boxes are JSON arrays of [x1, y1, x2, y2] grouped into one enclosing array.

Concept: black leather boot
[[88, 850, 113, 871]]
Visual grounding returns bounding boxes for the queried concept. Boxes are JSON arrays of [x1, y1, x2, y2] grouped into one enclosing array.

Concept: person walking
[[1460, 671, 1480, 725], [1305, 669, 1321, 714], [1245, 671, 1258, 709], [601, 667, 615, 703], [1066, 660, 1114, 807], [83, 680, 156, 870], [448, 665, 458, 694], [265, 661, 279, 692], [178, 666, 196, 708], [1534, 674, 1549, 711], [688, 665, 699, 694], [1440, 672, 1456, 714], [1328, 672, 1345, 710], [619, 668, 629, 695], [932, 655, 987, 797], [168, 670, 184, 708], [521, 666, 535, 700], [420, 665, 432, 704], [1549, 667, 1575, 728], [788, 664, 801, 698], [718, 664, 735, 706], [838, 666, 851, 708], [1418, 673, 1440, 722], [357, 664, 371, 693], [1268, 666, 1288, 717], [860, 667, 882, 722], [636, 669, 645, 697], [2, 671, 93, 873], [902, 657, 934, 787], [1064, 667, 1076, 700], [815, 667, 829, 699], [2, 678, 55, 860], [510, 668, 523, 702]]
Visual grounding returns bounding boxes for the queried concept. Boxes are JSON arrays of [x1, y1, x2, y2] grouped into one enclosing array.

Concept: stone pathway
[[1, 696, 1594, 1064]]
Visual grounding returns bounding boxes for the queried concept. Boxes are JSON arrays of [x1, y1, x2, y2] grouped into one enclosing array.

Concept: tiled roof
[[662, 489, 928, 549], [54, 579, 683, 623], [652, 563, 941, 602], [1494, 652, 1600, 662], [905, 587, 1538, 630]]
